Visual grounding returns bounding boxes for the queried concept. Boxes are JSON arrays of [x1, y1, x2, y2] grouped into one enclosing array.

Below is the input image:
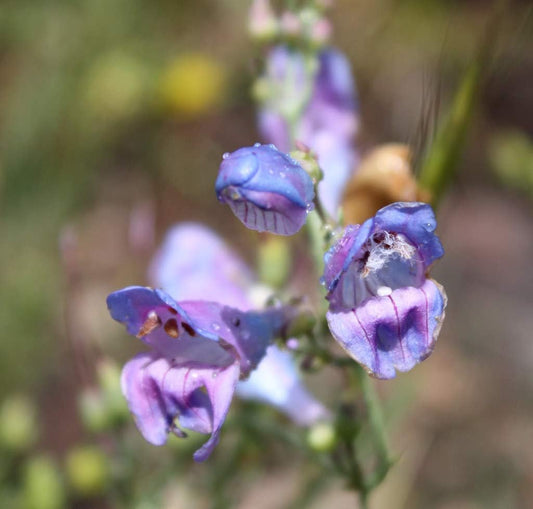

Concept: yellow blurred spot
[[83, 52, 148, 123], [159, 54, 226, 117], [65, 446, 109, 497]]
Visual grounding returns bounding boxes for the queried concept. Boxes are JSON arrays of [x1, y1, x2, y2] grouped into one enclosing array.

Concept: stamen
[[137, 311, 161, 338], [164, 318, 180, 338]]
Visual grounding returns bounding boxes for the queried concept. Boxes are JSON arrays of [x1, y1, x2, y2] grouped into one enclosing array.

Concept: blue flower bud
[[215, 144, 315, 235]]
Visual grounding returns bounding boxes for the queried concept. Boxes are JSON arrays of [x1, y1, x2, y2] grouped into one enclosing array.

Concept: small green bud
[[251, 77, 271, 104], [23, 456, 66, 509], [0, 396, 37, 452], [290, 148, 323, 184], [307, 422, 336, 452], [285, 310, 316, 338], [97, 360, 129, 423], [65, 446, 108, 498], [248, 0, 278, 42], [257, 237, 291, 289], [79, 389, 112, 433]]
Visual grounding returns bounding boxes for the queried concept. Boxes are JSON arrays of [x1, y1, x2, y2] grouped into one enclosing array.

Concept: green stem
[[354, 365, 391, 489]]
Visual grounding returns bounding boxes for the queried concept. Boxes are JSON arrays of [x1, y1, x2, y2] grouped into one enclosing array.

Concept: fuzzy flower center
[[341, 230, 424, 307]]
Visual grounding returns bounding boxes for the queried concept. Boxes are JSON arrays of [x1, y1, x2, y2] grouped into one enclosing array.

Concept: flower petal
[[179, 301, 292, 375], [236, 346, 329, 425], [121, 352, 240, 461], [215, 144, 314, 235], [326, 279, 446, 379], [148, 223, 254, 310], [373, 202, 444, 268], [107, 287, 235, 367]]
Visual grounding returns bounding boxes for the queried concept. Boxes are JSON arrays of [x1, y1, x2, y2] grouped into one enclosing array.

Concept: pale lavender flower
[[258, 46, 358, 216], [323, 202, 447, 379]]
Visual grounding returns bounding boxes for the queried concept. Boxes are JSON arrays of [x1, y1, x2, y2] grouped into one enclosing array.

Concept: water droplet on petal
[[222, 152, 230, 159], [254, 142, 261, 147], [212, 323, 221, 331]]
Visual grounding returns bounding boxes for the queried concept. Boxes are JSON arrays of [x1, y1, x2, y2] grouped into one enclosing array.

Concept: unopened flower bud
[[257, 237, 291, 289], [307, 422, 336, 452], [23, 456, 66, 509], [216, 144, 315, 236], [285, 310, 316, 338], [0, 395, 37, 452], [248, 0, 278, 41], [96, 359, 129, 425], [65, 446, 109, 497], [290, 147, 323, 184], [280, 11, 302, 39], [79, 389, 108, 433], [309, 17, 332, 47]]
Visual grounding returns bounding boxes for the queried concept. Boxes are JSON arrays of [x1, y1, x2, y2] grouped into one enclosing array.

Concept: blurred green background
[[0, 0, 532, 508]]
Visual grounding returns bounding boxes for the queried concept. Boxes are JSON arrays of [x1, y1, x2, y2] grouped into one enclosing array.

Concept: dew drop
[[254, 142, 261, 147], [212, 323, 221, 331], [222, 152, 230, 159], [212, 371, 218, 379], [280, 171, 286, 178]]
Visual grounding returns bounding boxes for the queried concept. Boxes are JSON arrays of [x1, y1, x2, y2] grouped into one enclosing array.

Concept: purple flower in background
[[149, 222, 329, 425], [322, 202, 447, 379], [107, 286, 291, 461], [258, 46, 358, 216], [215, 144, 315, 235], [149, 223, 254, 311]]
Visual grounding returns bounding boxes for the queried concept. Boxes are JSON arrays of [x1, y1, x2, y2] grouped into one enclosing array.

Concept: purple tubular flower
[[258, 46, 358, 216], [323, 202, 447, 379], [107, 286, 291, 461], [215, 144, 315, 235], [149, 223, 329, 424]]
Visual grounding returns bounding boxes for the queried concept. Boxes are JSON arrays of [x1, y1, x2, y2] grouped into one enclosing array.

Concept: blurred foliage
[[489, 130, 533, 197]]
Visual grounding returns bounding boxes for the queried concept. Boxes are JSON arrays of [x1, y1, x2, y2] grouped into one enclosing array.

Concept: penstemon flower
[[322, 202, 447, 379], [149, 222, 329, 426], [215, 144, 315, 235], [258, 46, 358, 216], [107, 286, 294, 461]]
